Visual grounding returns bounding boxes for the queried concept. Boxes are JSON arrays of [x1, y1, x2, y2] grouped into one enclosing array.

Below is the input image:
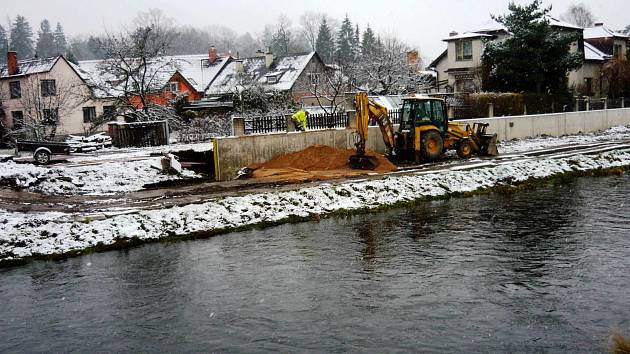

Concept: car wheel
[[34, 150, 51, 165]]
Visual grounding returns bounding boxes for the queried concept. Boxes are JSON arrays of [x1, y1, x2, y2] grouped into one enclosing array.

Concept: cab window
[[415, 101, 432, 125], [432, 100, 445, 125]]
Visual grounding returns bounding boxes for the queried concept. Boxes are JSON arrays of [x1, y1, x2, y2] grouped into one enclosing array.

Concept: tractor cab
[[399, 96, 448, 134], [395, 96, 449, 161]]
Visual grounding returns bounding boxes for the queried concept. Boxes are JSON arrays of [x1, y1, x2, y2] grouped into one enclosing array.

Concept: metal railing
[[307, 112, 348, 130], [244, 115, 287, 134]]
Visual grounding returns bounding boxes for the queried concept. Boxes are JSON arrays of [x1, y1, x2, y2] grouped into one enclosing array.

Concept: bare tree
[[300, 12, 324, 51], [359, 36, 414, 94], [96, 14, 181, 126], [307, 63, 355, 114], [561, 3, 595, 28]]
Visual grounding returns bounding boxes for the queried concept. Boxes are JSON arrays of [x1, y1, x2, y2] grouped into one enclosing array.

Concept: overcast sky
[[5, 0, 630, 60]]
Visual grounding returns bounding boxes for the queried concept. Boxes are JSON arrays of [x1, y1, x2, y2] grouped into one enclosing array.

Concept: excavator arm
[[350, 92, 396, 170]]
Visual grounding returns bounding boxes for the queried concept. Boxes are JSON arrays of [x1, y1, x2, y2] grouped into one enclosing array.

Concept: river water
[[1, 175, 629, 353]]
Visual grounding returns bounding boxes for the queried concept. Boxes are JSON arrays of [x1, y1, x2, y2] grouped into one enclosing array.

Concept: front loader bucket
[[482, 134, 499, 156], [349, 154, 379, 170]]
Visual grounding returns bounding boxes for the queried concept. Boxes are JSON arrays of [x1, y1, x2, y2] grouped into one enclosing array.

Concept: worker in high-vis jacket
[[291, 109, 308, 131]]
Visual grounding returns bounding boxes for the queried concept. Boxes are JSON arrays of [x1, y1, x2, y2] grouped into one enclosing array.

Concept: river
[[1, 175, 629, 353]]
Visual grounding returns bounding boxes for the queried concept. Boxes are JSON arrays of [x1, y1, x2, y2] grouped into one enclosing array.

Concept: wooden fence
[[108, 120, 169, 148]]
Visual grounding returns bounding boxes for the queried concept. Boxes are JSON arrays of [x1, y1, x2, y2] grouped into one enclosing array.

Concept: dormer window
[[264, 72, 283, 84], [456, 40, 473, 61]]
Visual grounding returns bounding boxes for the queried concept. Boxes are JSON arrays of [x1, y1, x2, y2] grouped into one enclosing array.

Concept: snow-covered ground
[[498, 126, 630, 154], [0, 158, 199, 196], [2, 147, 630, 263], [0, 141, 213, 195]]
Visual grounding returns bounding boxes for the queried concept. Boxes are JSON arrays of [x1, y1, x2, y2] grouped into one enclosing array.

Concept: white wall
[[458, 107, 630, 141]]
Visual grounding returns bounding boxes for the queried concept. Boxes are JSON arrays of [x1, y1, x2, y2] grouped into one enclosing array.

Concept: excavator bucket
[[349, 154, 380, 170], [481, 133, 499, 156], [473, 123, 499, 157]]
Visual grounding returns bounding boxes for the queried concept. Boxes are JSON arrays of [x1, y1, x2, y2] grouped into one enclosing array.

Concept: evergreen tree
[[361, 25, 377, 57], [65, 50, 78, 64], [352, 24, 360, 56], [0, 25, 7, 64], [335, 15, 354, 64], [53, 22, 67, 55], [36, 19, 56, 58], [315, 18, 334, 63], [482, 0, 583, 94], [10, 15, 34, 58]]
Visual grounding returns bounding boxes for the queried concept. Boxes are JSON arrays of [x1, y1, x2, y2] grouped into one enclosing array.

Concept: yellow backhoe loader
[[349, 92, 498, 169]]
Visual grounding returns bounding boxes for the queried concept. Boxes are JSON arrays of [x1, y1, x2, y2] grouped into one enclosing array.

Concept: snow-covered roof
[[584, 41, 612, 61], [206, 52, 317, 95], [547, 16, 583, 30], [468, 15, 582, 35], [371, 95, 404, 111], [74, 54, 231, 98], [443, 32, 493, 41], [0, 56, 60, 78], [584, 25, 629, 39]]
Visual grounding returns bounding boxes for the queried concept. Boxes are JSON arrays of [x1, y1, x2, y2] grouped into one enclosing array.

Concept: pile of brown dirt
[[248, 145, 396, 182]]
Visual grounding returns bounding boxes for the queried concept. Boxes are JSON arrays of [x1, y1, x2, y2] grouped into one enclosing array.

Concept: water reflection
[[1, 176, 629, 353]]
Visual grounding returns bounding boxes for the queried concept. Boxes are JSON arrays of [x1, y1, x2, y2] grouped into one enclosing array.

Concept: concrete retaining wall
[[213, 126, 390, 181], [458, 108, 630, 141], [213, 108, 630, 181]]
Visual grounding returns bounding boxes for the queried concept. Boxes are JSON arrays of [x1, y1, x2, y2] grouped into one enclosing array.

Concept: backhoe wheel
[[420, 130, 443, 162], [34, 150, 51, 165], [457, 139, 473, 159]]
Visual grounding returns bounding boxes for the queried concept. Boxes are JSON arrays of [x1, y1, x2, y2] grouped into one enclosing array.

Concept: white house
[[428, 17, 609, 95], [0, 52, 115, 137]]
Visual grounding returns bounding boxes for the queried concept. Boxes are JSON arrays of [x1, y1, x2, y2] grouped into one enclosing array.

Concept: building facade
[[0, 52, 115, 137]]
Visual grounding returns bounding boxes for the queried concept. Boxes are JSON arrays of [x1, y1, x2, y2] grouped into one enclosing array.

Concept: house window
[[456, 40, 473, 61], [266, 75, 279, 84], [308, 73, 321, 85], [11, 111, 24, 129], [9, 81, 21, 99], [43, 108, 59, 125], [169, 82, 179, 93], [83, 106, 96, 123], [41, 79, 57, 97]]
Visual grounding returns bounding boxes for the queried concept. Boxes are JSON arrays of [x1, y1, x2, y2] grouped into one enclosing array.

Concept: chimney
[[265, 49, 274, 69], [7, 51, 18, 76], [407, 50, 419, 66], [208, 46, 218, 64], [449, 31, 459, 37], [235, 60, 244, 73], [594, 22, 603, 27]]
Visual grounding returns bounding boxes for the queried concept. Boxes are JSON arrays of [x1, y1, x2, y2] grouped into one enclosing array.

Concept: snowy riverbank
[[2, 147, 630, 265]]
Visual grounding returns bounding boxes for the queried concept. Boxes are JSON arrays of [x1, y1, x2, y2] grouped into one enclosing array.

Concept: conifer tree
[[0, 25, 8, 64], [315, 18, 334, 63], [53, 22, 67, 55], [352, 24, 360, 57], [361, 25, 377, 57], [36, 19, 56, 58], [10, 15, 34, 58], [335, 15, 354, 64], [482, 0, 583, 94]]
